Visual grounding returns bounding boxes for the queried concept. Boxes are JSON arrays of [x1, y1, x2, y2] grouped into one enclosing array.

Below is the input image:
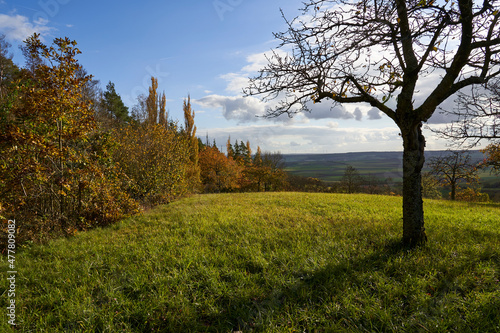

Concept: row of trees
[[199, 139, 287, 193], [0, 34, 291, 246], [0, 35, 203, 245]]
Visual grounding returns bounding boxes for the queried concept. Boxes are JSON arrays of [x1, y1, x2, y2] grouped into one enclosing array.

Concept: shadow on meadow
[[216, 237, 500, 332], [139, 233, 498, 332]]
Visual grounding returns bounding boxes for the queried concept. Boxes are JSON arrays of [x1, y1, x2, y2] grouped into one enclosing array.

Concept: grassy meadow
[[1, 192, 499, 332]]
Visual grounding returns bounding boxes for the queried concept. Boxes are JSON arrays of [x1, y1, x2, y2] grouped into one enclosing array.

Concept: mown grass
[[1, 192, 499, 332]]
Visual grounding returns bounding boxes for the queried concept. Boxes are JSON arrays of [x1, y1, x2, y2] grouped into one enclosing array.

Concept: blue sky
[[1, 0, 454, 153]]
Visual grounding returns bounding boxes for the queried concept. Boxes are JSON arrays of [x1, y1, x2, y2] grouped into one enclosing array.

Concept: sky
[[0, 0, 458, 154]]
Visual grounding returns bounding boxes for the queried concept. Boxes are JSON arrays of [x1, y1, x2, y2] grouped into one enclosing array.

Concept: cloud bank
[[0, 14, 54, 41]]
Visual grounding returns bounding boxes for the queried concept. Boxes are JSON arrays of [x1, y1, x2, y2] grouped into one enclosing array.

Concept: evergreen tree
[[101, 81, 129, 123], [226, 136, 234, 159]]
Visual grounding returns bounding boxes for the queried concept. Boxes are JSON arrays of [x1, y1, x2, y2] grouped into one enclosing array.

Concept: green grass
[[1, 192, 499, 332]]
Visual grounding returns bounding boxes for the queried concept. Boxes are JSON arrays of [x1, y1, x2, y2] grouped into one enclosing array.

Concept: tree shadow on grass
[[240, 239, 493, 332], [140, 234, 499, 332]]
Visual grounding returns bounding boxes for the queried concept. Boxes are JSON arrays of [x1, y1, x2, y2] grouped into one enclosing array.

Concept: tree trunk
[[401, 123, 428, 247], [450, 181, 456, 200]]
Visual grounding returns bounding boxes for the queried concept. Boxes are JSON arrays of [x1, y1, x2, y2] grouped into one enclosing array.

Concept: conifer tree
[[101, 81, 129, 123], [226, 136, 234, 159]]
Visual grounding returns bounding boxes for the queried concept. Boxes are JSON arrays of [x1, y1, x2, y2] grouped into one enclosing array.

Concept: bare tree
[[246, 0, 500, 247], [428, 150, 479, 200], [341, 165, 364, 193]]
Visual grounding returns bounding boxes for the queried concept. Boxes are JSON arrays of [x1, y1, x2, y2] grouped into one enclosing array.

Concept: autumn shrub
[[455, 187, 490, 202], [112, 123, 191, 207]]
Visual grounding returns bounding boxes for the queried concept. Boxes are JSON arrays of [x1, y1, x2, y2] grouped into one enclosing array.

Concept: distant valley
[[283, 150, 499, 200]]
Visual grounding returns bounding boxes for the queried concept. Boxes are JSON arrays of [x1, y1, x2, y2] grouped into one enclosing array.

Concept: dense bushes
[[199, 145, 241, 193], [0, 36, 138, 245], [0, 35, 196, 247], [199, 141, 288, 193], [112, 123, 192, 206]]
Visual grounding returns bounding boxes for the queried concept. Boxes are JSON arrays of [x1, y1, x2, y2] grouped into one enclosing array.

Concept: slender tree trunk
[[401, 123, 428, 247], [58, 118, 65, 222]]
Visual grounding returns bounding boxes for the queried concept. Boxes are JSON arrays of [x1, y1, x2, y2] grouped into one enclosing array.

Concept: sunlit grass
[[1, 192, 499, 332]]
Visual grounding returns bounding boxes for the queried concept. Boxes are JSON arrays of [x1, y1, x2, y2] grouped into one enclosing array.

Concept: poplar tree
[[146, 77, 159, 124], [245, 140, 253, 165], [226, 136, 234, 159], [183, 95, 201, 189]]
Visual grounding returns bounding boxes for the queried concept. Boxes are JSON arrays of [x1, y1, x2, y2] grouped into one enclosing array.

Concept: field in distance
[[283, 150, 499, 198], [283, 150, 489, 182], [2, 192, 498, 332]]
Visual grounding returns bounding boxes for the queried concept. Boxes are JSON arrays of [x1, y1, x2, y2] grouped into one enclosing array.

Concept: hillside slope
[[1, 193, 499, 332]]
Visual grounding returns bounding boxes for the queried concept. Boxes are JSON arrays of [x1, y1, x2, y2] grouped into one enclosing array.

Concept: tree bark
[[450, 181, 456, 201], [401, 123, 428, 247]]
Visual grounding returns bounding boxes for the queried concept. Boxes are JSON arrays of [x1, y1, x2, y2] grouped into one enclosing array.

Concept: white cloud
[[195, 94, 266, 123], [199, 123, 407, 154], [0, 13, 53, 42], [302, 102, 354, 120], [33, 17, 49, 26], [368, 108, 382, 120], [200, 31, 462, 154], [219, 73, 249, 94], [241, 49, 288, 73], [353, 107, 362, 121]]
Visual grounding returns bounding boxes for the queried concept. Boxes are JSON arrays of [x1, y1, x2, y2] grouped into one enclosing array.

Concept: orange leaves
[[199, 146, 241, 192], [0, 34, 136, 245], [481, 143, 500, 174]]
